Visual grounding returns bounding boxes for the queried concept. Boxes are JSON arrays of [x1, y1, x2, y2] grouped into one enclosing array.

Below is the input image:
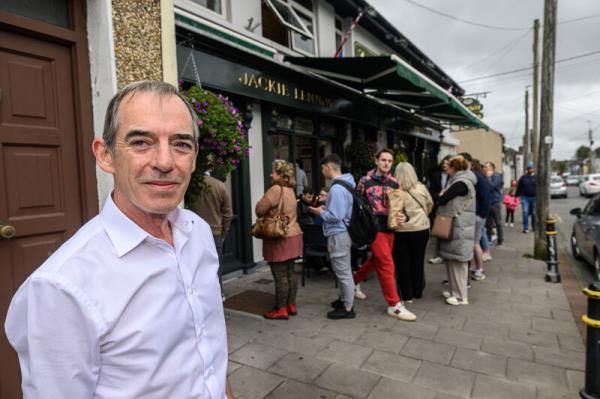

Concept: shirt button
[[187, 288, 194, 296]]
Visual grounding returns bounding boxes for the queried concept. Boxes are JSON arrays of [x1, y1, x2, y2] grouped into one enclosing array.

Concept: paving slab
[[506, 358, 569, 392], [229, 366, 284, 399], [229, 343, 287, 370], [433, 328, 484, 351], [471, 374, 536, 399], [450, 347, 507, 377], [402, 337, 456, 365], [360, 350, 421, 383], [367, 377, 436, 399], [354, 329, 409, 354], [268, 352, 331, 383], [265, 379, 337, 399], [413, 362, 475, 398], [480, 336, 534, 361], [316, 340, 374, 369], [557, 333, 585, 352], [533, 346, 585, 371], [314, 364, 381, 399]]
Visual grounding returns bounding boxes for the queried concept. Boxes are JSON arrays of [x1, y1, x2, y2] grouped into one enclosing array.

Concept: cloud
[[368, 0, 600, 160]]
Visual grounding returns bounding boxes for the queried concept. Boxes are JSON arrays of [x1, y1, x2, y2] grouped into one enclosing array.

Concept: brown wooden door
[[0, 29, 85, 398]]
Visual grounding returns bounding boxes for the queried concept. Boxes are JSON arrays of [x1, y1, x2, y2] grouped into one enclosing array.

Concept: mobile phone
[[402, 209, 410, 223], [312, 194, 320, 207]]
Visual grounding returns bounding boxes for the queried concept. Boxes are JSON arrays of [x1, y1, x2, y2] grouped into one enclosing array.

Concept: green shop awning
[[285, 55, 487, 129]]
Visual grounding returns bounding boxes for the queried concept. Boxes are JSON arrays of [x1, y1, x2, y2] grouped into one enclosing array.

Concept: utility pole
[[532, 19, 540, 167], [524, 87, 530, 171], [534, 0, 558, 260], [590, 121, 595, 173]]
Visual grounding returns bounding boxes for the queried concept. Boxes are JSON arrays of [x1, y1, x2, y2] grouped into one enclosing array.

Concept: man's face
[[95, 92, 197, 216], [442, 160, 449, 172], [301, 192, 313, 203], [321, 163, 333, 180], [375, 152, 394, 175]]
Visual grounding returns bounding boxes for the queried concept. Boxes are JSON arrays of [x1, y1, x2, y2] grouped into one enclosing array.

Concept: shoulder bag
[[431, 193, 474, 240], [251, 186, 290, 239]]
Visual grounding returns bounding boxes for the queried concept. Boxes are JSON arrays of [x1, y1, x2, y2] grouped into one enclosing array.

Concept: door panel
[[0, 29, 84, 398]]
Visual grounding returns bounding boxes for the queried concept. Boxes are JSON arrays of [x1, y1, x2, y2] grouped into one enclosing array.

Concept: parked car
[[580, 174, 600, 197], [571, 199, 600, 280], [566, 175, 581, 186], [550, 176, 567, 198]]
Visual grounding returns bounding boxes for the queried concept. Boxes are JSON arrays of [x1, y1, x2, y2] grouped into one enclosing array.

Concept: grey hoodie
[[320, 174, 355, 237]]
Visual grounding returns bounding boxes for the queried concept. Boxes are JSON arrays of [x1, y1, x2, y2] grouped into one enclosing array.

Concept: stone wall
[[112, 0, 163, 88]]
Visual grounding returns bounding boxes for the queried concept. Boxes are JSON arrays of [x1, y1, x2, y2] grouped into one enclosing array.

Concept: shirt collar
[[99, 194, 194, 257]]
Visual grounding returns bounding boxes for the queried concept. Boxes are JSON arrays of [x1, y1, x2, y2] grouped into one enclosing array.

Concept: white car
[[579, 174, 600, 197], [566, 175, 581, 186], [550, 176, 567, 198]]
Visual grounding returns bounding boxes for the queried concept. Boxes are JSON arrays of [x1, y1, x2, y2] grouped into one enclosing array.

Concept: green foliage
[[576, 145, 591, 161], [345, 141, 376, 180], [182, 85, 251, 202]]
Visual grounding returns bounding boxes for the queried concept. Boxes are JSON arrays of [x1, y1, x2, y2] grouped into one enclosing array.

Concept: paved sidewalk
[[222, 225, 586, 399]]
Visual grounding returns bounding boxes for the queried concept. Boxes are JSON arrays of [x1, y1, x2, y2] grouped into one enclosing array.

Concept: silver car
[[571, 199, 600, 280], [550, 176, 567, 198], [579, 174, 600, 197]]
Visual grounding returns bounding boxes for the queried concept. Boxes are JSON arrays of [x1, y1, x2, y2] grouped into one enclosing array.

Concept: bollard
[[581, 283, 600, 399], [544, 218, 561, 283]]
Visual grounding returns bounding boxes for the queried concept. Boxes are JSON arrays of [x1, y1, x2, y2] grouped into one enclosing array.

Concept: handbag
[[431, 194, 474, 240], [251, 186, 290, 239]]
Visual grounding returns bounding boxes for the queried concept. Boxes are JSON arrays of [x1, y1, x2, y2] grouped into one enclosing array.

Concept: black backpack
[[331, 180, 378, 247]]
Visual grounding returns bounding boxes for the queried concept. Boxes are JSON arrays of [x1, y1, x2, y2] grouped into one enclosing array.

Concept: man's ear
[[92, 138, 115, 174]]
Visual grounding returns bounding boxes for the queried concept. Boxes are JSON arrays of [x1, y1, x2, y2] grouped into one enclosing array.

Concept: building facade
[[0, 1, 484, 394]]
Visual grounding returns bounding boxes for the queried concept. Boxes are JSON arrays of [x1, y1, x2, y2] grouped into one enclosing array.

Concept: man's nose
[[151, 141, 175, 172]]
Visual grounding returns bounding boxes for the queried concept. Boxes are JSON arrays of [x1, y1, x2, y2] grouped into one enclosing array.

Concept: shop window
[[262, 0, 316, 55], [1, 0, 70, 28], [294, 117, 314, 134], [272, 134, 291, 161], [320, 122, 336, 138]]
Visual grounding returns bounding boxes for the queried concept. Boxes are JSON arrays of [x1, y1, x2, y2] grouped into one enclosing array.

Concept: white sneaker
[[472, 270, 486, 281], [510, 223, 514, 228], [491, 234, 498, 242], [429, 256, 443, 264], [504, 222, 508, 227], [387, 302, 417, 321], [354, 284, 367, 300], [442, 291, 452, 299], [446, 296, 469, 306], [482, 252, 492, 262]]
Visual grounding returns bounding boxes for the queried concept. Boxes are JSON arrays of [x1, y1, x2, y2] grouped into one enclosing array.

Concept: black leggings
[[392, 229, 430, 301], [505, 209, 514, 223]]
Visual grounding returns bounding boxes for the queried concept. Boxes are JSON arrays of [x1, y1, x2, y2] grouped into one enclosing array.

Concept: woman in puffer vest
[[388, 162, 433, 302], [436, 156, 477, 306]]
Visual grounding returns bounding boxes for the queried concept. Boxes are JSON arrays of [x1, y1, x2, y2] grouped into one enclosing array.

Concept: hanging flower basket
[[182, 84, 251, 202], [345, 141, 377, 181]]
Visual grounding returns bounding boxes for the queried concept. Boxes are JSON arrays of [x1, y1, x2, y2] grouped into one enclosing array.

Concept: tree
[[576, 145, 591, 161]]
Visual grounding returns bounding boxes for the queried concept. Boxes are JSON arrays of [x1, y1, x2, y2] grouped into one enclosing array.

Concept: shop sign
[[238, 72, 334, 108]]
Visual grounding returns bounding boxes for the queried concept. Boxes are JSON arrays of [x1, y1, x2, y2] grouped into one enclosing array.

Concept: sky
[[368, 0, 600, 161]]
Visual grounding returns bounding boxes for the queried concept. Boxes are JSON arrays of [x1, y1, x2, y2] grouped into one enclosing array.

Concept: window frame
[[176, 0, 228, 21], [289, 1, 317, 56], [263, 0, 313, 39]]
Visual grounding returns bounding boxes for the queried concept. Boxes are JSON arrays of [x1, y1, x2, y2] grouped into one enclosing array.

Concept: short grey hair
[[393, 162, 419, 191], [102, 80, 199, 153]]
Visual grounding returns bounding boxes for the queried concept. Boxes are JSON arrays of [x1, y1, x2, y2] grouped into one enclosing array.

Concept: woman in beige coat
[[389, 162, 433, 302], [255, 160, 303, 319]]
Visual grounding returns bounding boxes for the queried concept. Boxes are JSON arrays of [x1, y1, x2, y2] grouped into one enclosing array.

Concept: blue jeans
[[480, 221, 489, 251], [521, 196, 536, 231]]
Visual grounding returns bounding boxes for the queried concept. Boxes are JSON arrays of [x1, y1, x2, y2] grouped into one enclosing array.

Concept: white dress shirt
[[5, 195, 228, 398]]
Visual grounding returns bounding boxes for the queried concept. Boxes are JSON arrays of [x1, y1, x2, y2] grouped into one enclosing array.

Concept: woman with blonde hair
[[255, 160, 303, 319], [389, 162, 433, 302], [436, 156, 477, 305]]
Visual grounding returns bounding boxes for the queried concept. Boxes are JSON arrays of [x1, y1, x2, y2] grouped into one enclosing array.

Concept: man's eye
[[174, 141, 194, 150], [130, 140, 150, 147]]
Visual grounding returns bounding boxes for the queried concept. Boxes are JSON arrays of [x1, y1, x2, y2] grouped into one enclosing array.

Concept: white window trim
[[175, 0, 228, 22], [289, 1, 317, 56], [264, 0, 313, 39]]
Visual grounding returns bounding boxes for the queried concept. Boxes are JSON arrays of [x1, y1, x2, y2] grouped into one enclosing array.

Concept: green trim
[[175, 14, 276, 58], [394, 64, 488, 129]]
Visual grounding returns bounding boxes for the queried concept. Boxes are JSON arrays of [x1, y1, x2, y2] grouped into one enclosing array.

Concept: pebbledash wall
[[87, 0, 178, 207]]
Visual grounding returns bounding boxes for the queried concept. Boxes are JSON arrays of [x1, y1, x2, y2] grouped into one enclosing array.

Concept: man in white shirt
[[4, 80, 233, 398]]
